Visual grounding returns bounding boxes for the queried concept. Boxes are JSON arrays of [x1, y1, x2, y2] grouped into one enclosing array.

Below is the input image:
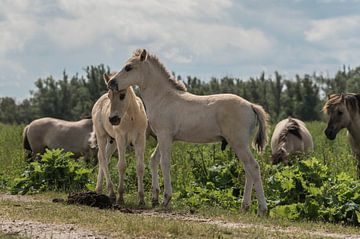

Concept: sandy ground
[[1, 193, 359, 239]]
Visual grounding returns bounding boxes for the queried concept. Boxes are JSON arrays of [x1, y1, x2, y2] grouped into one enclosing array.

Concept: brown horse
[[90, 74, 148, 205], [270, 117, 313, 165], [107, 49, 269, 216], [323, 93, 360, 177], [23, 117, 95, 162]]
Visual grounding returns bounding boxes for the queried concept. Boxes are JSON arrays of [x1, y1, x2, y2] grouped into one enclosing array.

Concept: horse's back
[[271, 118, 313, 153], [27, 117, 93, 154]]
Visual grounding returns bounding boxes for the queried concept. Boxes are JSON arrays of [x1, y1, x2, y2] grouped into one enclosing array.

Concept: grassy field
[[0, 122, 360, 238]]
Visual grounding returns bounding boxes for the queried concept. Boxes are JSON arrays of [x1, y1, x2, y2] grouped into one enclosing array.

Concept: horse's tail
[[251, 104, 269, 152], [88, 129, 97, 149], [22, 125, 31, 151]]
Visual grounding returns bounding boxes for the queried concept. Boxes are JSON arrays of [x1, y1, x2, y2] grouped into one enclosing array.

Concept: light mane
[[323, 93, 360, 114], [132, 49, 187, 92], [278, 117, 302, 146]]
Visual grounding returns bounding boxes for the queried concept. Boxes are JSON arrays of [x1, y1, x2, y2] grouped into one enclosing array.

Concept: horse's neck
[[348, 113, 360, 141], [140, 69, 179, 111]]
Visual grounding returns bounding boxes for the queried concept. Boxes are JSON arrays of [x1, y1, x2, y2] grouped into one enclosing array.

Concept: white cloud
[[41, 0, 272, 63], [305, 15, 360, 43]]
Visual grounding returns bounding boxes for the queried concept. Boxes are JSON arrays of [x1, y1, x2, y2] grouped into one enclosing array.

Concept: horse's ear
[[103, 73, 110, 84], [140, 49, 148, 61]]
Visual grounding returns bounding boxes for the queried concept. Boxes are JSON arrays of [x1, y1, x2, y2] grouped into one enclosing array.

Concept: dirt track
[[1, 193, 359, 239]]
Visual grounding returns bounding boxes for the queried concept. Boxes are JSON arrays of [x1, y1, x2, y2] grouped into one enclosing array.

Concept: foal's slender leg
[[158, 135, 173, 207], [96, 138, 115, 200], [150, 144, 161, 207], [242, 170, 254, 212], [116, 136, 126, 205], [135, 133, 146, 206], [232, 144, 267, 216]]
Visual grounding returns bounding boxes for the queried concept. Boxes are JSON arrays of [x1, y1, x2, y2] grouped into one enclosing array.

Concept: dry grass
[[1, 193, 359, 239]]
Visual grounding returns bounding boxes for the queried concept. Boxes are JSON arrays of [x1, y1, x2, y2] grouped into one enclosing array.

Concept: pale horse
[[107, 49, 269, 215], [90, 74, 148, 205], [323, 93, 360, 178], [23, 117, 95, 162], [270, 117, 313, 165]]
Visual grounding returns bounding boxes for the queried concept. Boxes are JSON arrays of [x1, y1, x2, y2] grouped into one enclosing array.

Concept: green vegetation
[[1, 122, 359, 227], [10, 149, 93, 195]]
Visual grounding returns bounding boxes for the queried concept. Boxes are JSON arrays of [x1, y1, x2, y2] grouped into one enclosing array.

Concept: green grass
[[0, 233, 29, 239], [0, 124, 27, 191]]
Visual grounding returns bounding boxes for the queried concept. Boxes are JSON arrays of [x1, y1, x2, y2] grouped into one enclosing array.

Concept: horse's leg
[[95, 138, 106, 194], [96, 137, 116, 201], [242, 169, 254, 212], [150, 144, 161, 207], [158, 134, 173, 207], [116, 136, 126, 205], [134, 134, 146, 206], [231, 143, 267, 216]]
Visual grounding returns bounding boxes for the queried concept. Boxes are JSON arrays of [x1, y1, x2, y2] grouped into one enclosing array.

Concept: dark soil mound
[[67, 191, 112, 209]]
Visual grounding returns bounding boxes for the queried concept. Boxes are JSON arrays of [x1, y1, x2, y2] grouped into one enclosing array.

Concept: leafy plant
[[268, 158, 360, 225], [11, 149, 94, 194]]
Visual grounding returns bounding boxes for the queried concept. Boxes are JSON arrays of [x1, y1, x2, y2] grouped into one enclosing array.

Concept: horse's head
[[323, 94, 353, 140], [108, 49, 148, 92], [270, 147, 288, 165], [104, 74, 132, 125]]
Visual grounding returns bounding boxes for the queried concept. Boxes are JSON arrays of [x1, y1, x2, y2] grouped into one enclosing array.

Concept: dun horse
[[270, 117, 313, 165], [90, 74, 148, 205], [323, 93, 360, 177], [23, 117, 95, 162], [107, 49, 269, 215]]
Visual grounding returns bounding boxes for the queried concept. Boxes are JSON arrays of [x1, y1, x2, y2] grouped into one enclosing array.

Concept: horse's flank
[[23, 117, 94, 161]]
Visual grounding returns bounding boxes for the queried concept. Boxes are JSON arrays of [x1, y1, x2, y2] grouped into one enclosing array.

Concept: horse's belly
[[174, 126, 222, 143]]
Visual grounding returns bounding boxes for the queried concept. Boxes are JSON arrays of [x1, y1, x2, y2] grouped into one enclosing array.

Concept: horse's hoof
[[138, 200, 146, 208], [162, 194, 172, 207], [241, 204, 250, 213], [151, 199, 159, 208], [116, 198, 124, 205], [257, 207, 268, 217]]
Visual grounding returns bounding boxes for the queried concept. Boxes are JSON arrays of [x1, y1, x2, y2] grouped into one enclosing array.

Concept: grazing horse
[[90, 74, 148, 205], [107, 49, 269, 215], [270, 117, 314, 165], [323, 93, 360, 177], [22, 117, 95, 162]]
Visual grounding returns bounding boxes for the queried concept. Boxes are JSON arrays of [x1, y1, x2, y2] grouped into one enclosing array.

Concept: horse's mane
[[278, 117, 302, 145], [323, 93, 360, 113], [132, 49, 187, 92]]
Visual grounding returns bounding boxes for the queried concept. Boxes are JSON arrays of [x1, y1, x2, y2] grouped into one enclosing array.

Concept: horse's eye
[[125, 65, 133, 72], [338, 111, 343, 116], [119, 93, 126, 100]]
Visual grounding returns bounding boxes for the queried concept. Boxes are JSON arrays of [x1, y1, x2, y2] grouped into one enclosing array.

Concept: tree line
[[0, 64, 359, 124]]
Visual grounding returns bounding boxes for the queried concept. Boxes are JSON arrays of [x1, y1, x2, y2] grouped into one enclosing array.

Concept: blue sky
[[1, 0, 360, 100]]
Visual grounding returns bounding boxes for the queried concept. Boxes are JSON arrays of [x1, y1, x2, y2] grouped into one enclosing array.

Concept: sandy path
[[1, 193, 359, 239]]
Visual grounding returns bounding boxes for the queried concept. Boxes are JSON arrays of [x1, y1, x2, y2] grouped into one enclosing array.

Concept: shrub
[[11, 149, 94, 194], [268, 158, 360, 225]]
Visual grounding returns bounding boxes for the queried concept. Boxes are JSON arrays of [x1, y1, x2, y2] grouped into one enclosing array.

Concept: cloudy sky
[[1, 0, 360, 99]]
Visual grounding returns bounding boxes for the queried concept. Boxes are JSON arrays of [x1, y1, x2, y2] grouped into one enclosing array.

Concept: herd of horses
[[22, 49, 360, 216]]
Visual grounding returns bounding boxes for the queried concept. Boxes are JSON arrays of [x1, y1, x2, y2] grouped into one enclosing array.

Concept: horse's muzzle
[[109, 116, 121, 125], [324, 128, 336, 140], [108, 80, 118, 91]]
